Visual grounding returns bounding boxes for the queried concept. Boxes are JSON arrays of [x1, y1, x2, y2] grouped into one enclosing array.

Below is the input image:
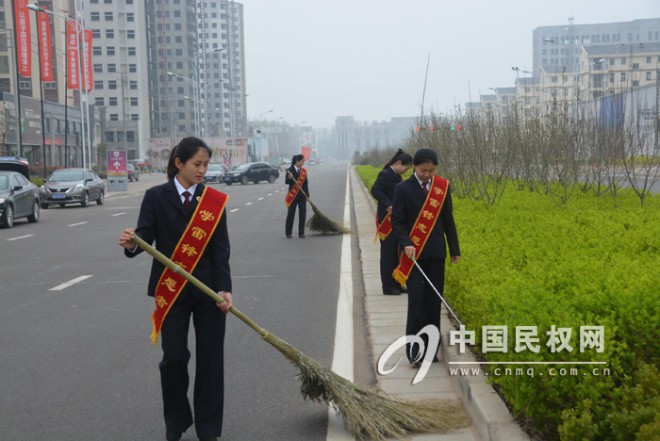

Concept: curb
[[351, 167, 529, 441]]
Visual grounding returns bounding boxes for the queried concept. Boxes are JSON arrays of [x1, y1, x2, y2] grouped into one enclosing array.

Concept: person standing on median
[[284, 154, 309, 238], [390, 147, 460, 365], [118, 137, 233, 441], [370, 148, 413, 295]]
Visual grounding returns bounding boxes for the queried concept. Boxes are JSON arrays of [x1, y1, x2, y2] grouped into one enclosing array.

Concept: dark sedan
[[39, 168, 105, 208], [0, 160, 40, 228], [223, 162, 280, 185]]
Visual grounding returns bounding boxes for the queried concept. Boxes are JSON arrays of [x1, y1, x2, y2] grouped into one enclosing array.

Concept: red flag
[[14, 0, 31, 77], [83, 29, 93, 92], [38, 13, 53, 82], [66, 21, 79, 89]]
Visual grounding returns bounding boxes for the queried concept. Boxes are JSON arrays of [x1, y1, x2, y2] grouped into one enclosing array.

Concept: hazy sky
[[243, 0, 658, 128]]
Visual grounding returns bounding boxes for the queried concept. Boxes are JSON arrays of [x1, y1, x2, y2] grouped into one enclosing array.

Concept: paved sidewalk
[[351, 168, 529, 441]]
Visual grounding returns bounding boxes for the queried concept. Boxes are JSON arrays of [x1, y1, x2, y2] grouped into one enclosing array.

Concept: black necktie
[[182, 191, 191, 210], [422, 182, 429, 194]]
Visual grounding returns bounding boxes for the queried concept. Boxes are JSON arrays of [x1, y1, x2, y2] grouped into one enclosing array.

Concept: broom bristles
[[306, 200, 351, 234], [261, 331, 470, 440]]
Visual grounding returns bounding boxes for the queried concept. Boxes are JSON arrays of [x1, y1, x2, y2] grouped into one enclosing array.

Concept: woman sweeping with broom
[[284, 154, 309, 238], [118, 137, 232, 441]]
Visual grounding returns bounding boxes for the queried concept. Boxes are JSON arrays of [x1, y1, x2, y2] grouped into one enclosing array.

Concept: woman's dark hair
[[167, 137, 212, 180], [412, 147, 438, 166], [291, 154, 305, 164], [382, 148, 413, 170]]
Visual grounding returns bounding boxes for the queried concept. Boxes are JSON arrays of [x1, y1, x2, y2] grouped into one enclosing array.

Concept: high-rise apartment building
[[533, 18, 660, 75], [84, 0, 151, 161], [146, 0, 246, 148]]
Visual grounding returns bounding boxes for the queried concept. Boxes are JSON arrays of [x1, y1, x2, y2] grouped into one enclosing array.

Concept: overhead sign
[[107, 150, 127, 177]]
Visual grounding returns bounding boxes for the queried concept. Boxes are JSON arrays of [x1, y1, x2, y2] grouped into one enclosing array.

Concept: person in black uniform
[[391, 147, 460, 365], [370, 149, 412, 295], [285, 154, 309, 238], [118, 137, 233, 441]]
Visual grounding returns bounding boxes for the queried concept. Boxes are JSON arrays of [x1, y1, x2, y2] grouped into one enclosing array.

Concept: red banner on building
[[14, 0, 31, 77], [66, 21, 79, 89], [37, 13, 53, 82], [83, 29, 93, 92]]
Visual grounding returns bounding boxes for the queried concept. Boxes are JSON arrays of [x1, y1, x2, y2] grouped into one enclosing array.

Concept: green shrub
[[356, 165, 660, 440]]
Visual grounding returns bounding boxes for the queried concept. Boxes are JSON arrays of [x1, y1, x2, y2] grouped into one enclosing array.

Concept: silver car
[[40, 168, 105, 208]]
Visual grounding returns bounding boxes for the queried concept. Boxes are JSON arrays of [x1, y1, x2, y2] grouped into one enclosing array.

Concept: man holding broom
[[285, 154, 309, 238], [391, 147, 461, 365]]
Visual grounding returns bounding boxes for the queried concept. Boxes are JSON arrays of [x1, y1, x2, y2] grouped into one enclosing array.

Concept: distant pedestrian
[[391, 147, 460, 365], [284, 154, 309, 238], [118, 137, 233, 441], [370, 148, 412, 295]]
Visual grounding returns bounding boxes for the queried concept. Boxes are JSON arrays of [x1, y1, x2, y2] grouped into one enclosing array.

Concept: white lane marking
[[245, 202, 252, 206], [7, 234, 34, 241], [326, 167, 354, 440], [112, 212, 127, 217], [267, 193, 272, 197], [49, 275, 94, 291], [68, 221, 88, 227], [230, 208, 239, 213], [258, 197, 264, 201]]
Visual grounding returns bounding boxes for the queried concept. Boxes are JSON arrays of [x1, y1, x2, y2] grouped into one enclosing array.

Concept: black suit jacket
[[370, 166, 402, 223], [391, 175, 460, 260], [125, 180, 232, 297], [285, 166, 309, 201]]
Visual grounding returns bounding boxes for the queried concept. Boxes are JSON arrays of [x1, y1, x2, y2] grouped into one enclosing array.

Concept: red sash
[[150, 186, 228, 344], [285, 168, 307, 207], [375, 213, 393, 241], [392, 176, 449, 288]]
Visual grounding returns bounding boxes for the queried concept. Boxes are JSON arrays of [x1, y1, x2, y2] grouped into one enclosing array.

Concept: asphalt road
[[0, 162, 371, 441]]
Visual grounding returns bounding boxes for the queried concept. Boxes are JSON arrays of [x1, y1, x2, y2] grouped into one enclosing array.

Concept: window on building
[[93, 46, 102, 56], [94, 80, 104, 89], [128, 64, 137, 73], [131, 114, 139, 121], [105, 0, 112, 3], [108, 80, 117, 90], [105, 12, 113, 21], [107, 47, 116, 56], [129, 81, 137, 90], [632, 80, 639, 87], [130, 97, 138, 106], [620, 57, 626, 65], [105, 132, 115, 142], [647, 56, 652, 63], [621, 72, 627, 82], [127, 13, 134, 22], [93, 64, 103, 73], [95, 97, 105, 106], [632, 63, 639, 70], [108, 64, 117, 73], [126, 131, 135, 142], [93, 29, 101, 38], [126, 0, 133, 4], [128, 47, 136, 56], [646, 72, 652, 81], [110, 114, 119, 121], [91, 12, 100, 21], [106, 29, 114, 38], [109, 97, 118, 106], [127, 30, 135, 39]]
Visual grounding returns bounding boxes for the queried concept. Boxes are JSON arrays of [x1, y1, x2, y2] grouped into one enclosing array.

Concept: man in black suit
[[119, 138, 232, 441], [285, 154, 309, 238], [391, 147, 460, 365]]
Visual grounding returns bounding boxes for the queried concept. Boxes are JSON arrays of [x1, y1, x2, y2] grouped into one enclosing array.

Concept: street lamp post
[[28, 4, 89, 169], [194, 47, 225, 137], [168, 71, 200, 135]]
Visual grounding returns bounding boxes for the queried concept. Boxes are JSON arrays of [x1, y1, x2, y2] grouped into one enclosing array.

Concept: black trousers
[[285, 197, 307, 236], [379, 234, 400, 292], [159, 287, 226, 438], [405, 258, 445, 362]]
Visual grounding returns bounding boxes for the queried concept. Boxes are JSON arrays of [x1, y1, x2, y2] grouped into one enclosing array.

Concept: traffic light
[[457, 124, 462, 131], [450, 125, 456, 131]]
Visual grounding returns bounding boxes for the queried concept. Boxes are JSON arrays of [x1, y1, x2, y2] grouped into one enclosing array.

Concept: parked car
[[204, 163, 227, 183], [0, 160, 40, 228], [40, 168, 105, 208], [127, 163, 140, 182], [223, 162, 280, 185]]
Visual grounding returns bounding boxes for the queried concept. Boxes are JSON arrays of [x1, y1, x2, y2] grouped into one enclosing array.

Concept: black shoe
[[286, 234, 292, 238], [400, 287, 408, 293], [383, 289, 401, 295], [166, 431, 182, 441], [299, 234, 305, 238]]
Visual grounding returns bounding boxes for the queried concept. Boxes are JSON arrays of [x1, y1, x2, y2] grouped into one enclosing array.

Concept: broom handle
[[412, 258, 463, 327], [131, 234, 269, 338]]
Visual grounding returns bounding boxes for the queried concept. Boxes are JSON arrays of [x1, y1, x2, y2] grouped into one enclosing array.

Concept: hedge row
[[356, 165, 659, 440]]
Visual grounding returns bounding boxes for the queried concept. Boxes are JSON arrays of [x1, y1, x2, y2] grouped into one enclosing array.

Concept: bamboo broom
[[290, 173, 351, 235], [131, 234, 469, 440]]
